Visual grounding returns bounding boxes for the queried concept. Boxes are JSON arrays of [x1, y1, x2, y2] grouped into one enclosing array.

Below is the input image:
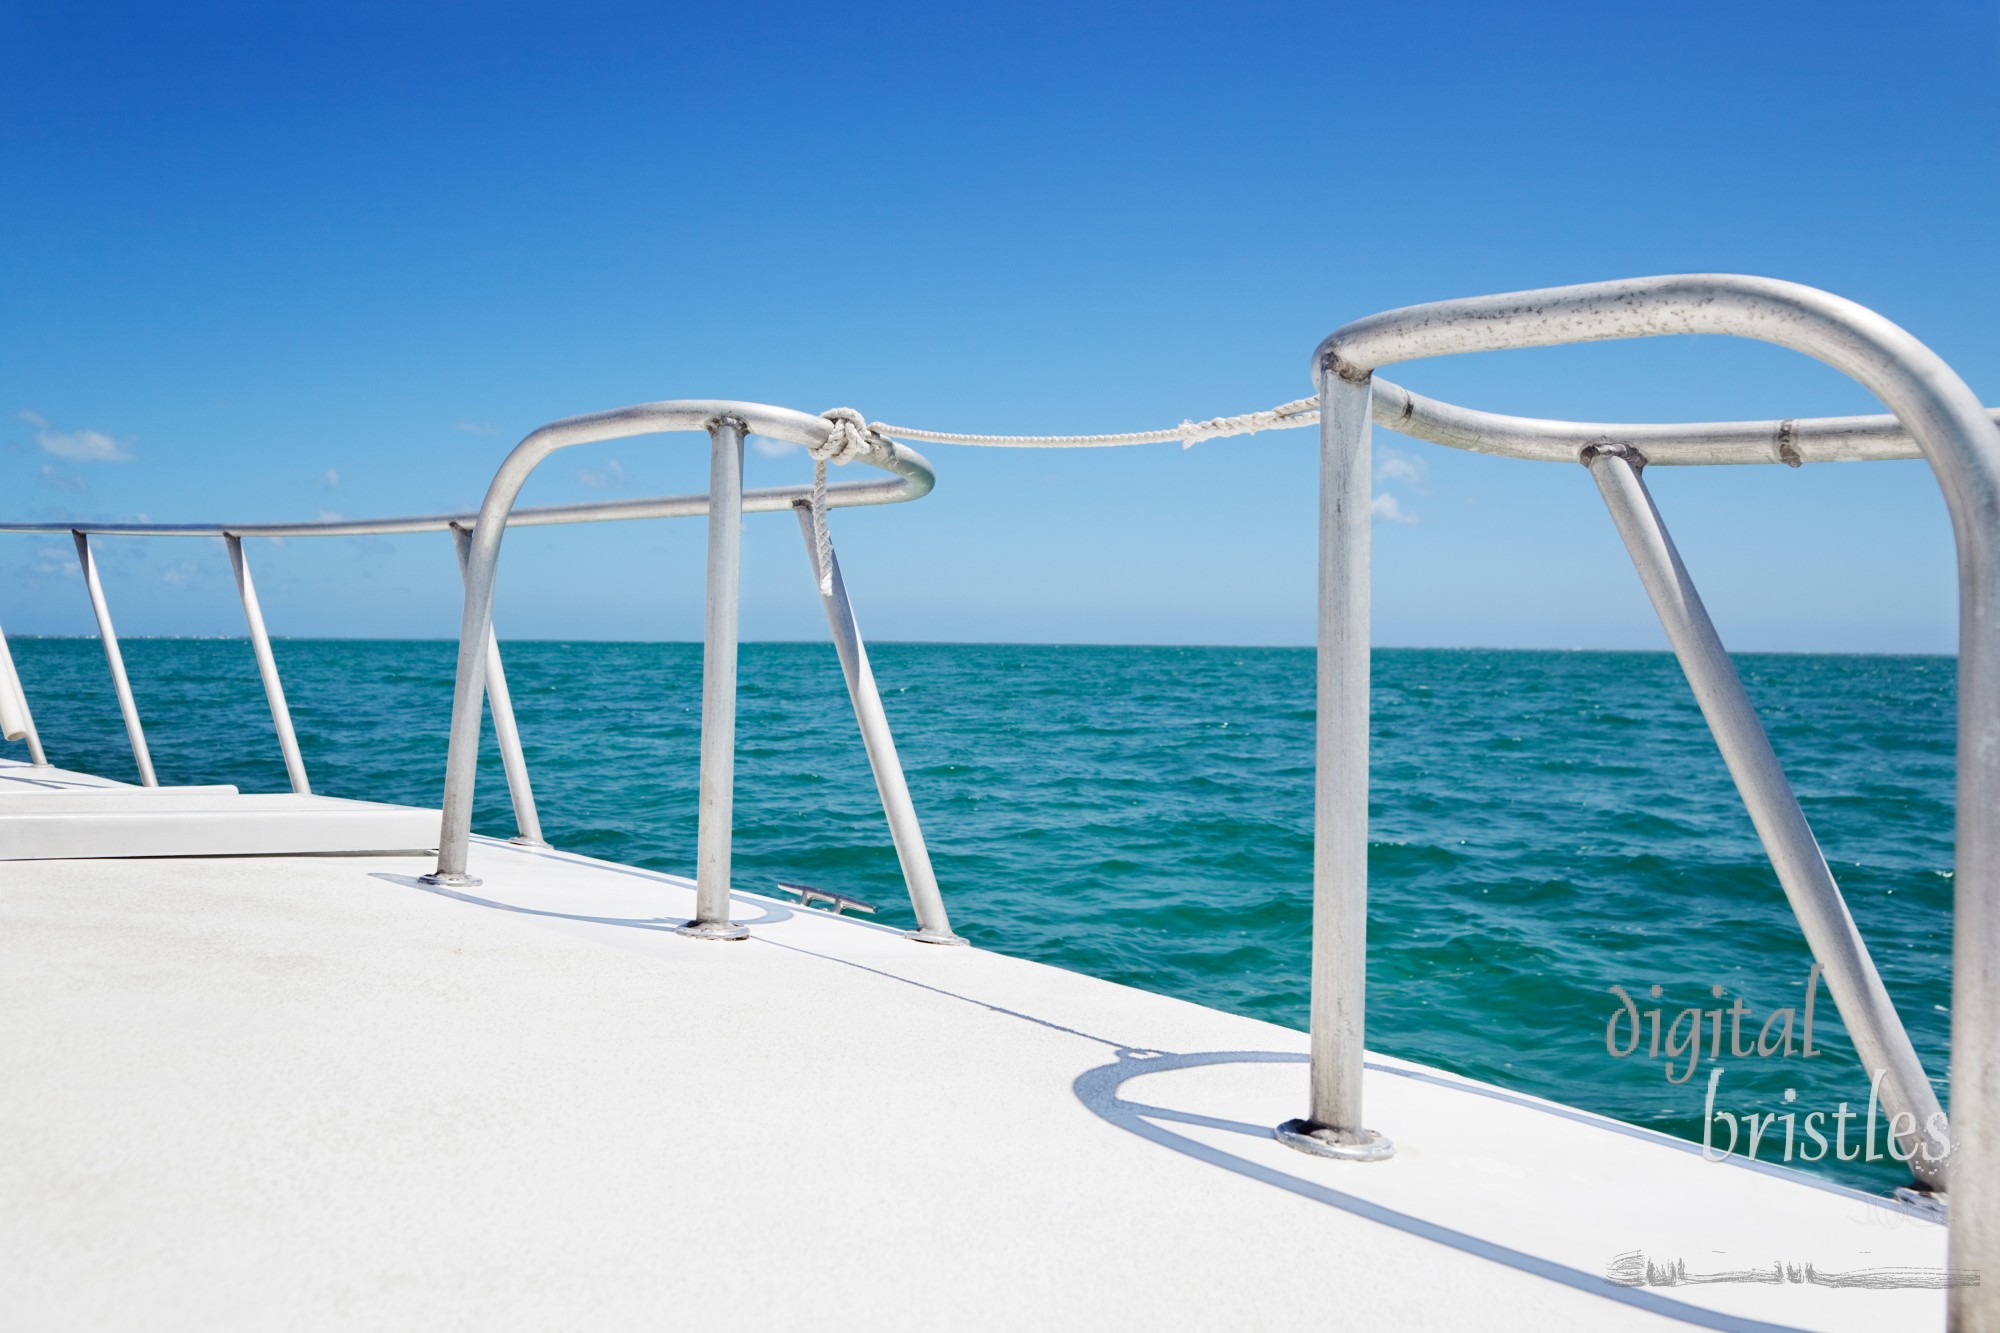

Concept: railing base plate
[[1893, 1186, 1948, 1221], [1273, 1119, 1395, 1162], [677, 919, 749, 941]]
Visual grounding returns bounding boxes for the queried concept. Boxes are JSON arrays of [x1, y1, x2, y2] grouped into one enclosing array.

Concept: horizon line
[[0, 635, 1961, 659]]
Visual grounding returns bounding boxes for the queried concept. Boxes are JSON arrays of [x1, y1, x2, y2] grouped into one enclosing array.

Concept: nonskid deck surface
[[0, 835, 1948, 1331]]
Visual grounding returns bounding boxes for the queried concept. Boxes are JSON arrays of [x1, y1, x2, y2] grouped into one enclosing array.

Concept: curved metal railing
[[0, 422, 933, 541], [0, 399, 957, 941], [4, 288, 1992, 1327], [417, 400, 959, 942], [1278, 275, 1998, 1331], [1372, 377, 2000, 467]]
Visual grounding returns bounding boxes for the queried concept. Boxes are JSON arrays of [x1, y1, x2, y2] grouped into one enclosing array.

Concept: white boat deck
[[0, 816, 1953, 1331], [0, 759, 438, 860]]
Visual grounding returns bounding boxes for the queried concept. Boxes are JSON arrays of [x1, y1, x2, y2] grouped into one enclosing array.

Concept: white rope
[[803, 395, 1319, 593], [809, 408, 874, 594], [865, 396, 1322, 450]]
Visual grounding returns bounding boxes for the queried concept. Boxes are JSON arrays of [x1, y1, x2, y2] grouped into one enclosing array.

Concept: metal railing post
[[224, 534, 310, 795], [791, 502, 964, 945], [1585, 444, 1949, 1187], [72, 530, 157, 787], [425, 401, 933, 891], [0, 614, 49, 766], [1275, 368, 1394, 1161], [451, 525, 547, 848], [679, 416, 750, 940]]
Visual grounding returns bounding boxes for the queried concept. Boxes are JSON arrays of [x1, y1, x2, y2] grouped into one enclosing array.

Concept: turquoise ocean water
[[7, 638, 1955, 1194]]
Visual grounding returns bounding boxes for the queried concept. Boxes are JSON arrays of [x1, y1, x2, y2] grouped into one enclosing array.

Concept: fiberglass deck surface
[[0, 834, 1953, 1332]]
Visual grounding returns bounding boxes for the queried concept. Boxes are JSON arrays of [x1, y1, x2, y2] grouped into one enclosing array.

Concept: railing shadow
[[370, 850, 1898, 1333], [373, 870, 795, 931], [1074, 1047, 1818, 1333]]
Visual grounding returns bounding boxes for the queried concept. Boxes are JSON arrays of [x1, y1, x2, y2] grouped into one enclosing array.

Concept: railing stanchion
[[425, 401, 936, 892], [679, 415, 750, 940], [1275, 368, 1394, 1161], [225, 533, 311, 795], [72, 530, 157, 787], [0, 614, 49, 766], [452, 525, 546, 848], [1585, 445, 1950, 1184], [791, 502, 964, 945]]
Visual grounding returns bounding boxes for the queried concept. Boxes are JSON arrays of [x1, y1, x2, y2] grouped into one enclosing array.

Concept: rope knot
[[806, 408, 880, 595], [814, 407, 874, 466]]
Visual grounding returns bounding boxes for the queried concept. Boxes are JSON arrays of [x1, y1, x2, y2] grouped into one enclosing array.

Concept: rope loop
[[797, 395, 1323, 592], [807, 408, 879, 594], [814, 407, 874, 467]]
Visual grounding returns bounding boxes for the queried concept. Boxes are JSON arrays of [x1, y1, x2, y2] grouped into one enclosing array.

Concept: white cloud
[[20, 410, 133, 461], [578, 459, 626, 489], [319, 468, 340, 490], [1377, 448, 1428, 485], [30, 545, 79, 579], [1371, 492, 1419, 525], [160, 561, 201, 586], [749, 434, 799, 458], [37, 463, 86, 494]]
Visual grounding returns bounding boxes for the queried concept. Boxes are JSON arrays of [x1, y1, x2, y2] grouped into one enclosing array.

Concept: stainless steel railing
[[1369, 377, 2000, 466], [418, 400, 961, 944], [0, 400, 959, 942], [1290, 275, 1999, 1333], [4, 288, 1987, 1322]]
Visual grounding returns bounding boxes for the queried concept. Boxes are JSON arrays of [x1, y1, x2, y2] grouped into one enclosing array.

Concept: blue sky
[[2, 0, 1994, 649]]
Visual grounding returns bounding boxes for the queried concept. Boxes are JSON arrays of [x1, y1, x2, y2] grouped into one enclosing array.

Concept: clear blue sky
[[2, 0, 1994, 649]]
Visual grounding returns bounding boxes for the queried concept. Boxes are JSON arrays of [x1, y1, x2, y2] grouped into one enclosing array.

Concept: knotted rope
[[802, 396, 1320, 593], [809, 408, 874, 594]]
